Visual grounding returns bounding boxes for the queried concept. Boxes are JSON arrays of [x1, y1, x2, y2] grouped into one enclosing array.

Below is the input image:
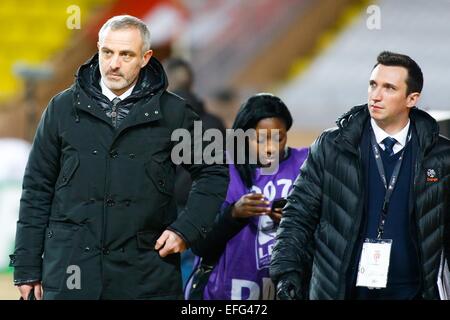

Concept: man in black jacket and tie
[[271, 51, 450, 300]]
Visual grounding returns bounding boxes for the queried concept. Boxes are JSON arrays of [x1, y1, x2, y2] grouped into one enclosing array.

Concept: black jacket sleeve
[[189, 203, 248, 261], [10, 98, 61, 284], [270, 133, 326, 286], [168, 106, 229, 247]]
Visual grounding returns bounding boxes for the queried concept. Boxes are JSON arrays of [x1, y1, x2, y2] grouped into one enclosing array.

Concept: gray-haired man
[[10, 15, 228, 300]]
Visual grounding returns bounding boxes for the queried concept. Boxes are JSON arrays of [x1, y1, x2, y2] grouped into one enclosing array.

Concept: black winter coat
[[270, 104, 450, 300], [10, 54, 229, 299]]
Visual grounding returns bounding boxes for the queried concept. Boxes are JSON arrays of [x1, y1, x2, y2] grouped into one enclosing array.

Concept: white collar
[[100, 78, 135, 102], [371, 118, 410, 153]]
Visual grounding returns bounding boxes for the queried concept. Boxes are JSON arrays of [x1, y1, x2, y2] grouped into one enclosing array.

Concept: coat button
[[62, 176, 68, 183], [92, 150, 98, 155], [158, 180, 165, 187], [129, 153, 135, 159], [102, 248, 110, 255], [106, 198, 115, 207], [47, 230, 53, 238], [84, 247, 90, 252], [201, 226, 207, 234]]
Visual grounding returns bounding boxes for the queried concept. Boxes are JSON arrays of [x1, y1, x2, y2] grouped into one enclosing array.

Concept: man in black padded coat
[[271, 51, 450, 300]]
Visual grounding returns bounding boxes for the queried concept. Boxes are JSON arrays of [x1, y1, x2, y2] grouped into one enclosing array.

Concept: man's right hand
[[18, 282, 42, 300], [276, 272, 304, 300]]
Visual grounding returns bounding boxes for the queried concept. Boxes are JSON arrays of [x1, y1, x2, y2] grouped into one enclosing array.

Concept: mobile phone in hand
[[271, 198, 288, 211]]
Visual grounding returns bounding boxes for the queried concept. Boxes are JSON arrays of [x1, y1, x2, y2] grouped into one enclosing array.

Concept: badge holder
[[356, 238, 392, 289]]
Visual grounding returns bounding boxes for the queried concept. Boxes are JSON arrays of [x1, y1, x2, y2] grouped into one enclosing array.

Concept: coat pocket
[[136, 230, 160, 250], [144, 157, 174, 197], [56, 154, 80, 190], [136, 230, 179, 269], [42, 222, 80, 291]]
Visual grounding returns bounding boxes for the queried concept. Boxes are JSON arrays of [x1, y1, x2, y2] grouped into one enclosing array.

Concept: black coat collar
[[335, 104, 439, 156]]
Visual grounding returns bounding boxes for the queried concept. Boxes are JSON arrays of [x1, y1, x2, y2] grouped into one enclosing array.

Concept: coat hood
[[75, 53, 168, 103]]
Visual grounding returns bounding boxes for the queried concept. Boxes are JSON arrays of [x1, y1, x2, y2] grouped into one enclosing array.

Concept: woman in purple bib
[[185, 93, 309, 300]]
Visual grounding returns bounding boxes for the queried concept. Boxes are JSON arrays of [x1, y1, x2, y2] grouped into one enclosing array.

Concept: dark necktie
[[382, 136, 397, 156], [111, 97, 121, 112]]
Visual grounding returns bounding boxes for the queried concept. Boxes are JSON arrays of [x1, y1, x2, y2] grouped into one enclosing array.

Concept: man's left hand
[[155, 230, 187, 257]]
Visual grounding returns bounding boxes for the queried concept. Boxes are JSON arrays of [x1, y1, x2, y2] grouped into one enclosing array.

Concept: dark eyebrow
[[120, 50, 136, 56], [369, 79, 397, 89], [100, 48, 136, 56], [383, 82, 397, 89]]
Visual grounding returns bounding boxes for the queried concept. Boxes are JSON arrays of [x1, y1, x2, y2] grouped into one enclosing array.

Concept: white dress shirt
[[371, 118, 410, 155], [100, 78, 135, 102]]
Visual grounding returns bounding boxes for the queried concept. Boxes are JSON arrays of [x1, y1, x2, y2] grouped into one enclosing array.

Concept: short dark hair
[[374, 51, 423, 95]]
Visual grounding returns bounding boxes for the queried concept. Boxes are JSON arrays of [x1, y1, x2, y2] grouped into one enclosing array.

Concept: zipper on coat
[[409, 153, 425, 298], [111, 106, 117, 128]]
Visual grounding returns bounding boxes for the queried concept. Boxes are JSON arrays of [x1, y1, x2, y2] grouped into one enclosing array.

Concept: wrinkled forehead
[[99, 27, 143, 52]]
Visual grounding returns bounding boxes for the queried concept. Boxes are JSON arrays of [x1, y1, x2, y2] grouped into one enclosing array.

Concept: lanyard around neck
[[369, 127, 411, 239]]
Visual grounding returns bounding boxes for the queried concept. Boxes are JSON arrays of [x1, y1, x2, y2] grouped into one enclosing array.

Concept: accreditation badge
[[356, 238, 393, 289]]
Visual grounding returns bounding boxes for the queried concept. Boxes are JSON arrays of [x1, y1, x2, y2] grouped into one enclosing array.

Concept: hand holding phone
[[271, 198, 288, 211], [269, 198, 287, 224]]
